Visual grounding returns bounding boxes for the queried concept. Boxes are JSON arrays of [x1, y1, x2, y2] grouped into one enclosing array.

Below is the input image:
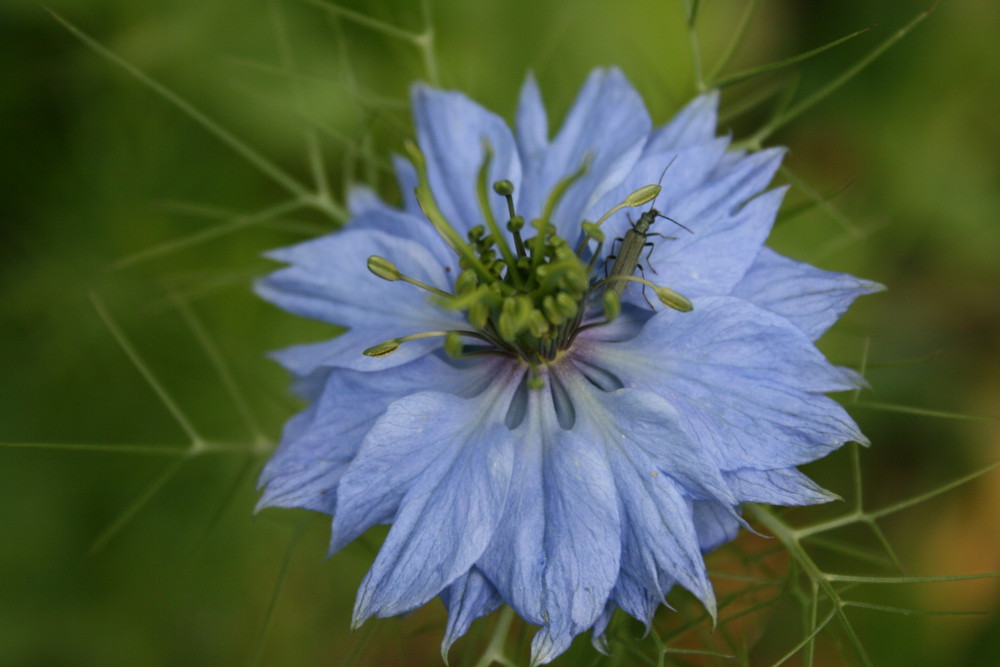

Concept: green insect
[[604, 165, 692, 308]]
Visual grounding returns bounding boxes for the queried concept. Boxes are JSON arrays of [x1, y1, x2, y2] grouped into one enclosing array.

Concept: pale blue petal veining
[[733, 247, 885, 340]]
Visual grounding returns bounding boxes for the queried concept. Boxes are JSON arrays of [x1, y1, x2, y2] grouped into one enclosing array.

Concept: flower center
[[363, 141, 693, 387]]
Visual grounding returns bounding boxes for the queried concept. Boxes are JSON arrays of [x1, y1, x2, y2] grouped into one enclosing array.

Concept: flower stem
[[473, 606, 516, 667]]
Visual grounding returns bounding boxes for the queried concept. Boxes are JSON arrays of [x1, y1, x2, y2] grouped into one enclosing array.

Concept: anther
[[363, 329, 493, 358], [367, 256, 401, 281]]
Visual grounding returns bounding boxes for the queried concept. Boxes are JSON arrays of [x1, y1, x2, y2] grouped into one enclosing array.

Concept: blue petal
[[257, 228, 465, 372], [346, 185, 381, 215], [439, 568, 504, 661], [344, 197, 456, 269], [691, 499, 742, 552], [474, 423, 546, 626], [589, 602, 618, 654], [590, 148, 788, 306], [724, 467, 840, 505], [583, 297, 867, 470], [477, 387, 621, 665], [256, 354, 485, 514], [648, 151, 788, 299], [330, 360, 516, 553], [696, 147, 785, 218], [256, 402, 330, 511], [335, 387, 517, 623], [587, 139, 729, 229], [569, 385, 723, 613], [645, 91, 721, 153], [732, 247, 885, 340], [268, 330, 435, 375], [516, 68, 652, 237], [516, 72, 549, 167], [608, 569, 671, 631], [412, 84, 522, 234], [391, 153, 422, 216], [586, 140, 729, 304], [259, 229, 453, 323]]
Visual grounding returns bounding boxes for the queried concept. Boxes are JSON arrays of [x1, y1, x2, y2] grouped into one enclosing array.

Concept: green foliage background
[[2, 1, 998, 665]]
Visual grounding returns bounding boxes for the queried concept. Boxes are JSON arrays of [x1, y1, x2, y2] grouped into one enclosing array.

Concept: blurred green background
[[2, 1, 998, 665]]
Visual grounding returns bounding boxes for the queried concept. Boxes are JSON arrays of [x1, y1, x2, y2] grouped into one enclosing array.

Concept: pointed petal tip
[[591, 632, 611, 656], [529, 626, 569, 667], [327, 529, 351, 558], [823, 489, 845, 503], [351, 598, 373, 631], [252, 495, 270, 514], [410, 80, 433, 97], [702, 587, 719, 627], [863, 278, 888, 294], [682, 559, 719, 624]]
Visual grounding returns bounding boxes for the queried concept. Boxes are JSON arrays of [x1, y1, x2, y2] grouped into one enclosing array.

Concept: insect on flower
[[602, 161, 695, 311], [255, 68, 883, 665]]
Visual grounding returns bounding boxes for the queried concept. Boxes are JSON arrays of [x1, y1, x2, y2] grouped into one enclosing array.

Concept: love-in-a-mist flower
[[256, 68, 881, 665]]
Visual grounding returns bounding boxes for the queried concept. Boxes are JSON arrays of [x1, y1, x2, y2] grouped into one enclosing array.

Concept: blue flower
[[256, 68, 881, 665]]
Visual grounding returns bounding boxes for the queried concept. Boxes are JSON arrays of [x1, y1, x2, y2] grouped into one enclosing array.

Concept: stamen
[[362, 329, 494, 357], [592, 274, 694, 311], [574, 183, 663, 256], [366, 255, 452, 298], [594, 183, 662, 228]]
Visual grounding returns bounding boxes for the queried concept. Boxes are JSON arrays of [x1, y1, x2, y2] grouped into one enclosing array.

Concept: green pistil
[[404, 140, 493, 284], [476, 145, 525, 290]]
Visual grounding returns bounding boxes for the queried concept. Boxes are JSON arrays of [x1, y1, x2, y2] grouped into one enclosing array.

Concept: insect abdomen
[[606, 228, 646, 297]]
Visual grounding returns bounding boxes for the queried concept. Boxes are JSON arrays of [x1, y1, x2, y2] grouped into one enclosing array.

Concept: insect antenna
[[642, 157, 693, 234], [653, 211, 693, 234], [642, 157, 676, 216]]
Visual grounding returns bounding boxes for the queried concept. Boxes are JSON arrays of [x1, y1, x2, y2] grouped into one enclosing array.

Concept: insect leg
[[642, 241, 658, 274], [604, 236, 623, 279], [635, 264, 655, 309]]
